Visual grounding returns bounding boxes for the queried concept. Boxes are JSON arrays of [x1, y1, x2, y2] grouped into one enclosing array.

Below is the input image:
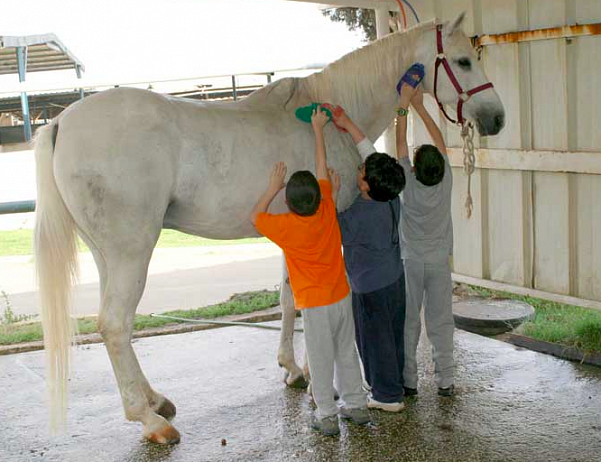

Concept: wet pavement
[[1, 322, 601, 462]]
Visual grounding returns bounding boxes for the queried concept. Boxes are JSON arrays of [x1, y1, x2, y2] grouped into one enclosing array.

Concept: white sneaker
[[367, 395, 405, 413]]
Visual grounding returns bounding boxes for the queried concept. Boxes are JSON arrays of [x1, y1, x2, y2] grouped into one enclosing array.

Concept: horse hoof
[[156, 398, 177, 421], [284, 371, 309, 389], [147, 424, 181, 445]]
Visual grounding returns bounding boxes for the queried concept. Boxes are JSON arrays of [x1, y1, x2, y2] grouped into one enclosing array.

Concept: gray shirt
[[399, 155, 453, 262]]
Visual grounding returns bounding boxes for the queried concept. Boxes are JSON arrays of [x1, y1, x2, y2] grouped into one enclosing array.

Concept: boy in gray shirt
[[396, 80, 455, 397]]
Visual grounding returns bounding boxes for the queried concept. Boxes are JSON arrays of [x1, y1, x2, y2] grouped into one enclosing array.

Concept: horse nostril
[[494, 114, 505, 131]]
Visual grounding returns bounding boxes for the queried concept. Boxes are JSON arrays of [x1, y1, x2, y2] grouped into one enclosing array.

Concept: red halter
[[433, 24, 494, 125]]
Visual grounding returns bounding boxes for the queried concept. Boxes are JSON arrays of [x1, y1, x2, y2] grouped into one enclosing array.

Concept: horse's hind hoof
[[146, 423, 181, 445], [284, 371, 309, 389], [156, 398, 177, 421]]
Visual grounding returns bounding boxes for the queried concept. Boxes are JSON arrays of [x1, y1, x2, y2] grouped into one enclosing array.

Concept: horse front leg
[[98, 255, 180, 444], [278, 257, 308, 388]]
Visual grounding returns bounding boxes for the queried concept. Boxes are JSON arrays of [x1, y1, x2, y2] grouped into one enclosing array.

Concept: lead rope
[[460, 122, 476, 219]]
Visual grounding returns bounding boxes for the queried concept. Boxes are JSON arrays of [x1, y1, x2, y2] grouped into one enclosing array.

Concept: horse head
[[417, 13, 505, 136]]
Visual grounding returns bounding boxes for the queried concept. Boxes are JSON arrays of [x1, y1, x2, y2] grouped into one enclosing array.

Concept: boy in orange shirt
[[251, 106, 368, 436]]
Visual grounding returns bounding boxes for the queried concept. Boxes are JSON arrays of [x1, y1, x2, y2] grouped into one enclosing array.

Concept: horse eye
[[457, 57, 472, 70]]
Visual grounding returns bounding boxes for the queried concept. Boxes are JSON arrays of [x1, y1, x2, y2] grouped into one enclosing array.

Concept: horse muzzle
[[474, 108, 505, 137]]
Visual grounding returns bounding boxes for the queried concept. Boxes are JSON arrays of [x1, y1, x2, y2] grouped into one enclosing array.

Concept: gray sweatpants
[[302, 293, 366, 419], [403, 257, 454, 389]]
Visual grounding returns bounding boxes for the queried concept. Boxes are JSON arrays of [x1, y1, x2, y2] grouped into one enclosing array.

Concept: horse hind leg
[[82, 232, 177, 424], [278, 258, 308, 389], [98, 248, 180, 444]]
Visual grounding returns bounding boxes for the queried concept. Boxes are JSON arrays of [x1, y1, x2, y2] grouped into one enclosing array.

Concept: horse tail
[[34, 121, 79, 431]]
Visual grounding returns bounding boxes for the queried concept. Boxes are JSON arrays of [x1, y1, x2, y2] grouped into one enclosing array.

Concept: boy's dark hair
[[414, 144, 445, 186], [364, 152, 406, 202], [286, 170, 321, 216]]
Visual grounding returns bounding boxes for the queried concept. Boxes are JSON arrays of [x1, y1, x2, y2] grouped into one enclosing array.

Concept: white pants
[[403, 257, 454, 389], [302, 293, 366, 418]]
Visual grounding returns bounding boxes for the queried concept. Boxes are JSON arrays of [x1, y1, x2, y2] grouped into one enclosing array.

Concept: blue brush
[[396, 63, 425, 96]]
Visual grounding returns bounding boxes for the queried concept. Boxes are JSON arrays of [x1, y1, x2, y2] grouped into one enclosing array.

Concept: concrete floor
[[1, 322, 601, 462]]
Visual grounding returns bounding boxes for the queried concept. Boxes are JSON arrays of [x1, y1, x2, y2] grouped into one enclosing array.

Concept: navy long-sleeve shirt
[[337, 138, 403, 294]]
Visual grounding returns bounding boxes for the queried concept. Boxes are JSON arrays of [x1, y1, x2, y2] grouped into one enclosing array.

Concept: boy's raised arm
[[395, 82, 414, 160], [331, 109, 376, 161], [411, 88, 448, 156], [311, 106, 329, 181], [250, 162, 287, 226]]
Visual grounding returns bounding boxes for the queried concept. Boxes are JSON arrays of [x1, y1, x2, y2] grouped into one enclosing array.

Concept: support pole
[[375, 8, 395, 154], [231, 75, 237, 101], [16, 46, 32, 141], [75, 64, 84, 99]]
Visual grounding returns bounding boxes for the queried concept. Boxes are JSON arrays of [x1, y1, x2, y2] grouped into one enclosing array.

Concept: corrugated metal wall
[[409, 0, 601, 302]]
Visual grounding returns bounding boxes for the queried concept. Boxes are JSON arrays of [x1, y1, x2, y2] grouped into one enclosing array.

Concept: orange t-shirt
[[256, 179, 349, 309]]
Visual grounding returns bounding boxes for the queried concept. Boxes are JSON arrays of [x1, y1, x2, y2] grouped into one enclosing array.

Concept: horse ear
[[444, 11, 466, 36]]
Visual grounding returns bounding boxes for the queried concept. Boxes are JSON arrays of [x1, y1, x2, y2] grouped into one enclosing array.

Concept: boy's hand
[[328, 167, 341, 192], [268, 162, 287, 192], [410, 86, 425, 109], [330, 109, 351, 130], [399, 80, 419, 108], [311, 105, 329, 132]]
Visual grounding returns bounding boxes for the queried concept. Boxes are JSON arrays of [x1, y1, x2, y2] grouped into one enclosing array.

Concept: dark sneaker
[[404, 387, 418, 397], [310, 414, 340, 436], [339, 407, 370, 425], [438, 385, 455, 397]]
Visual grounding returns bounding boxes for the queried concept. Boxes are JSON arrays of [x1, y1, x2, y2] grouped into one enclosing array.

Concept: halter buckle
[[459, 92, 470, 102], [436, 53, 446, 60]]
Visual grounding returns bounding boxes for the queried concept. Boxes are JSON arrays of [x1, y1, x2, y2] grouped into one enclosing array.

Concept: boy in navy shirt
[[331, 111, 407, 412]]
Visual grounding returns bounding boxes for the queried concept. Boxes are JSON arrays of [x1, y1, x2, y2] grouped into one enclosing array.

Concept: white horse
[[35, 14, 504, 444]]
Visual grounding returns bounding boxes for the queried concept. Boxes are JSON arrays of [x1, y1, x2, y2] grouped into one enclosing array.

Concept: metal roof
[[0, 33, 84, 75]]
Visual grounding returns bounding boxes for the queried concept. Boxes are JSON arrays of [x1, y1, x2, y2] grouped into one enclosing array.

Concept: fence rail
[[0, 200, 35, 215]]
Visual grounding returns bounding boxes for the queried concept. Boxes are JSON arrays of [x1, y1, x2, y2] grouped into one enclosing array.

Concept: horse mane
[[303, 19, 436, 117], [229, 19, 436, 115]]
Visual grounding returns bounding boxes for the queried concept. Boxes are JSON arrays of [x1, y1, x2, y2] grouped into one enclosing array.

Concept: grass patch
[[466, 285, 601, 354], [0, 289, 280, 346], [0, 228, 269, 257]]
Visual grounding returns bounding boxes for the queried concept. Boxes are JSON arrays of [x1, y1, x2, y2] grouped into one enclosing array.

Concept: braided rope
[[461, 122, 476, 219]]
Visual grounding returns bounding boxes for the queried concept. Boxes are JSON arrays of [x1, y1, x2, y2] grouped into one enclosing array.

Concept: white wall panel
[[487, 170, 525, 285], [533, 172, 570, 294], [528, 0, 566, 29], [482, 44, 522, 149], [573, 0, 601, 23], [575, 174, 601, 300], [451, 167, 485, 277], [439, 0, 475, 35], [409, 0, 601, 303], [481, 0, 518, 33], [529, 40, 568, 150], [574, 36, 601, 151]]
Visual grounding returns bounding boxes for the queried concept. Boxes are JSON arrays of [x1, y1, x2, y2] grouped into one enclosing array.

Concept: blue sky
[[1, 0, 365, 91]]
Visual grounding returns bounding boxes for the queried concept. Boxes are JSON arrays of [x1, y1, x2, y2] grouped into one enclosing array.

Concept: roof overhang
[[284, 0, 398, 8], [0, 33, 85, 75]]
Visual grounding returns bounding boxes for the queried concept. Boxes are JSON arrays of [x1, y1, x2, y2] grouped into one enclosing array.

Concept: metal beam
[[15, 46, 32, 141], [476, 23, 601, 46]]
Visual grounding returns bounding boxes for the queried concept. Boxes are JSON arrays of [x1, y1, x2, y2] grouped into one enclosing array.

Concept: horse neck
[[301, 22, 435, 142]]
